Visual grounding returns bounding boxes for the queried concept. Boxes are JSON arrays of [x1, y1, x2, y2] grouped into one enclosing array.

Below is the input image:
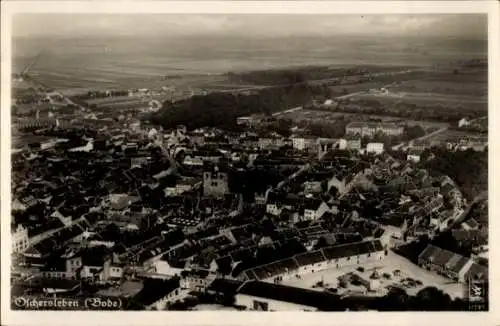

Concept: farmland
[[388, 79, 486, 97], [356, 92, 486, 105], [425, 129, 488, 143], [83, 95, 168, 108], [331, 61, 488, 122], [279, 109, 449, 131], [12, 33, 487, 131]]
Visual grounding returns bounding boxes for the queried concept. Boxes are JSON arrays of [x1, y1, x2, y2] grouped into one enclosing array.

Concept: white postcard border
[[1, 1, 499, 326]]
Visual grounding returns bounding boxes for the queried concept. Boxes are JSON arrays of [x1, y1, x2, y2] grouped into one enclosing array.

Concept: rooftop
[[131, 277, 180, 307], [237, 280, 341, 310]]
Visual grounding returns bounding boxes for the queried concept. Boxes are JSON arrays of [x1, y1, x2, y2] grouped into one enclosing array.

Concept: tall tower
[[203, 164, 229, 198]]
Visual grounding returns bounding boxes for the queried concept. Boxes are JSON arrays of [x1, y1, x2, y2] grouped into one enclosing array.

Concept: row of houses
[[242, 240, 385, 282], [345, 122, 404, 137], [418, 244, 487, 282]]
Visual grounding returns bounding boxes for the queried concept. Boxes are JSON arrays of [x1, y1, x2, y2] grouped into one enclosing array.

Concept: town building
[[242, 240, 385, 283], [411, 140, 431, 151], [235, 281, 325, 311], [339, 137, 362, 151], [236, 114, 265, 126], [17, 118, 59, 131], [345, 122, 403, 137], [292, 137, 316, 151], [407, 149, 423, 163], [131, 277, 185, 310], [462, 218, 480, 231], [366, 143, 384, 155], [202, 165, 229, 197], [303, 199, 330, 221], [266, 194, 300, 216], [317, 138, 338, 158], [79, 246, 114, 284], [458, 118, 471, 128], [259, 135, 286, 150], [164, 178, 202, 197], [40, 249, 83, 280], [12, 224, 30, 253], [418, 244, 487, 282], [180, 269, 217, 292]]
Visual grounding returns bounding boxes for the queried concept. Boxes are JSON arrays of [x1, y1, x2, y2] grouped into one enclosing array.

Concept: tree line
[[149, 83, 333, 130], [422, 148, 488, 201]]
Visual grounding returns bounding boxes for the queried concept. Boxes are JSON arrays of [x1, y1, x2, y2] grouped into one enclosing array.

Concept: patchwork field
[[356, 91, 486, 105], [342, 64, 487, 113], [426, 129, 488, 143], [390, 79, 486, 97], [279, 109, 449, 130]]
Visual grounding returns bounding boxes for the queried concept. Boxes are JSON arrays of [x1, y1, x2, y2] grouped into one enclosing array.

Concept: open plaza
[[281, 251, 464, 299]]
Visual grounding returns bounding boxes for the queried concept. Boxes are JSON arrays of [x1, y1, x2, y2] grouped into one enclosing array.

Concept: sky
[[12, 14, 487, 39]]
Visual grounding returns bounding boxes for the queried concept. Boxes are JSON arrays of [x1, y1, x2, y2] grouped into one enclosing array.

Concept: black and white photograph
[[1, 1, 497, 323]]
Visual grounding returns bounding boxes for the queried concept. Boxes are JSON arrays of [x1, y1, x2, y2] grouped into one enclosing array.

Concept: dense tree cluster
[[229, 167, 296, 201], [374, 286, 474, 311], [72, 90, 129, 101], [431, 229, 487, 258], [260, 118, 294, 137], [146, 62, 487, 130], [149, 83, 334, 130], [303, 286, 475, 311], [468, 198, 488, 226], [422, 148, 488, 200], [299, 119, 349, 139], [225, 66, 377, 86]]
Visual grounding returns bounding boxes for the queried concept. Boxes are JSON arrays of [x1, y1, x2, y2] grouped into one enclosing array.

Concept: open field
[[13, 33, 486, 95], [281, 251, 464, 299], [84, 95, 166, 106], [13, 103, 57, 115], [426, 129, 488, 143], [329, 81, 389, 96], [346, 95, 487, 115], [279, 109, 449, 129], [92, 101, 151, 110], [12, 79, 35, 90], [24, 73, 262, 102], [29, 74, 230, 94], [389, 79, 486, 97], [336, 64, 487, 116], [356, 92, 486, 105]]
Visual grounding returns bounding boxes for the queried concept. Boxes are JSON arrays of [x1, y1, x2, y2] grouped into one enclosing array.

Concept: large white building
[[346, 122, 404, 137], [12, 224, 29, 253], [339, 137, 362, 151], [366, 143, 384, 155], [458, 118, 471, 128], [292, 137, 316, 151], [407, 149, 423, 163]]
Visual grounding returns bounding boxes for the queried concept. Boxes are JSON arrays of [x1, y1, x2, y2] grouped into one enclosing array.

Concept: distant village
[[10, 87, 488, 311]]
